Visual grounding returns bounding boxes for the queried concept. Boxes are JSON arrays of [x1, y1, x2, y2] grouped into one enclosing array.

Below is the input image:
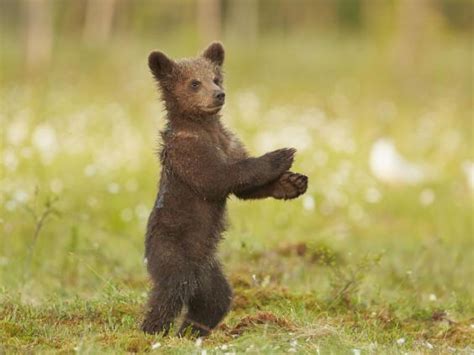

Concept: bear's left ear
[[202, 42, 225, 67]]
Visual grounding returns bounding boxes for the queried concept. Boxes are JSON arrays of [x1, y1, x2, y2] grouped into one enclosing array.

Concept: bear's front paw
[[264, 148, 296, 173], [141, 319, 171, 335], [272, 171, 308, 200]]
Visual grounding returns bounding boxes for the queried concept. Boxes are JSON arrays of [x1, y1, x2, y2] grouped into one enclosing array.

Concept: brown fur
[[141, 42, 308, 337]]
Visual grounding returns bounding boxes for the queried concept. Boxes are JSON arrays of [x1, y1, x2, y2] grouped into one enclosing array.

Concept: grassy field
[[1, 34, 473, 353]]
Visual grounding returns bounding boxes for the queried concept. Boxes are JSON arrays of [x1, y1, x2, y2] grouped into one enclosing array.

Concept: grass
[[1, 33, 473, 353]]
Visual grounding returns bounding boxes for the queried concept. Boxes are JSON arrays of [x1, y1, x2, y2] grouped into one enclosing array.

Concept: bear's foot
[[141, 318, 172, 335], [178, 319, 212, 338]]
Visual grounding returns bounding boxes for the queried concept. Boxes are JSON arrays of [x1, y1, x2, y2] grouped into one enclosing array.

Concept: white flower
[[352, 349, 361, 355], [396, 337, 406, 345], [369, 138, 424, 185], [462, 161, 474, 190], [3, 149, 18, 171], [251, 274, 258, 284], [419, 188, 435, 206], [245, 344, 255, 352], [151, 342, 161, 349], [135, 204, 150, 219], [32, 124, 58, 158], [429, 294, 437, 301], [303, 195, 315, 211], [195, 337, 203, 347], [50, 179, 64, 193], [84, 164, 97, 177], [14, 190, 29, 203], [7, 119, 28, 145], [107, 183, 120, 194]]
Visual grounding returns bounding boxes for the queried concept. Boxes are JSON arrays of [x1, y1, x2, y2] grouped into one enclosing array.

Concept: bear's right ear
[[148, 51, 174, 80], [202, 42, 224, 66]]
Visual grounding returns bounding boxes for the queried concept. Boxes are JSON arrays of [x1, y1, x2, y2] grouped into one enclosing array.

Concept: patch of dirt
[[277, 242, 308, 257], [220, 311, 295, 336], [229, 273, 253, 289], [275, 242, 343, 265], [431, 310, 458, 325], [433, 321, 474, 346]]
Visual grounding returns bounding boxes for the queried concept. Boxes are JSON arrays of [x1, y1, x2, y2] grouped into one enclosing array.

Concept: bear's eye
[[190, 80, 201, 89], [213, 77, 221, 85]]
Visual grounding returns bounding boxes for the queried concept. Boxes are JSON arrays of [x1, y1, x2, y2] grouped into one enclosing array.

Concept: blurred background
[[0, 0, 473, 325]]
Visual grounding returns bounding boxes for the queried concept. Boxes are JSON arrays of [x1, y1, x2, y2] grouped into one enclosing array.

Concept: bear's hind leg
[[178, 263, 232, 337], [141, 283, 185, 335]]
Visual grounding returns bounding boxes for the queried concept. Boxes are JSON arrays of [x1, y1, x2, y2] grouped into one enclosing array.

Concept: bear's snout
[[213, 90, 225, 105]]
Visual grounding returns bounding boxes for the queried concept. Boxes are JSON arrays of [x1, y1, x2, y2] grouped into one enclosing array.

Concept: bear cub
[[142, 42, 308, 337]]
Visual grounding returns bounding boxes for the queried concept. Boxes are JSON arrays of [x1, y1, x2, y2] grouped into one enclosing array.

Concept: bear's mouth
[[202, 105, 224, 113]]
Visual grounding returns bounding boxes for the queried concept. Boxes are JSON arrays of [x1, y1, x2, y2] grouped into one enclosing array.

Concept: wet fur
[[142, 42, 308, 337]]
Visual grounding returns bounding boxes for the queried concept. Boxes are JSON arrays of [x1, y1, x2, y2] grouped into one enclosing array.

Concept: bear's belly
[[145, 182, 227, 262]]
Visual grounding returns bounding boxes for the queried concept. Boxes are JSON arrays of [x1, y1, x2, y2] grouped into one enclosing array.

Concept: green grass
[[1, 34, 473, 353]]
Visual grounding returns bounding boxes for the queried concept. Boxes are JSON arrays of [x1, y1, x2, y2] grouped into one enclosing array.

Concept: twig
[[22, 192, 60, 279]]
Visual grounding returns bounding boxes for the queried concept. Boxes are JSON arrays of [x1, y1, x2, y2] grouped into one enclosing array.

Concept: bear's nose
[[214, 90, 225, 103]]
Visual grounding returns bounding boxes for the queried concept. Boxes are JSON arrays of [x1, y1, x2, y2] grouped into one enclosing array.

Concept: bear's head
[[148, 42, 225, 119]]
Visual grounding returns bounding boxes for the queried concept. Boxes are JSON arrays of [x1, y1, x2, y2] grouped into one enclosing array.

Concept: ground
[[0, 35, 473, 353]]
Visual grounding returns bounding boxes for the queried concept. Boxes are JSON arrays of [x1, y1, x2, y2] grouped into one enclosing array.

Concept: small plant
[[21, 188, 60, 278], [327, 252, 384, 309]]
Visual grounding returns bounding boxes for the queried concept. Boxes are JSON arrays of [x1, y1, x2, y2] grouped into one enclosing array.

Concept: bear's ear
[[202, 42, 224, 66], [148, 51, 175, 80]]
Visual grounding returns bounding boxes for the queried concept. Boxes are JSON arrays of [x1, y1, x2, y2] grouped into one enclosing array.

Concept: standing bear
[[142, 42, 308, 336]]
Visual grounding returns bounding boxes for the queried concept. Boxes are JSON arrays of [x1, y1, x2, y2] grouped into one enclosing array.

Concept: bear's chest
[[208, 130, 234, 160]]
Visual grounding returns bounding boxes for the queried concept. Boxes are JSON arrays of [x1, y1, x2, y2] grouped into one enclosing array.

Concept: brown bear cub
[[142, 42, 308, 337]]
